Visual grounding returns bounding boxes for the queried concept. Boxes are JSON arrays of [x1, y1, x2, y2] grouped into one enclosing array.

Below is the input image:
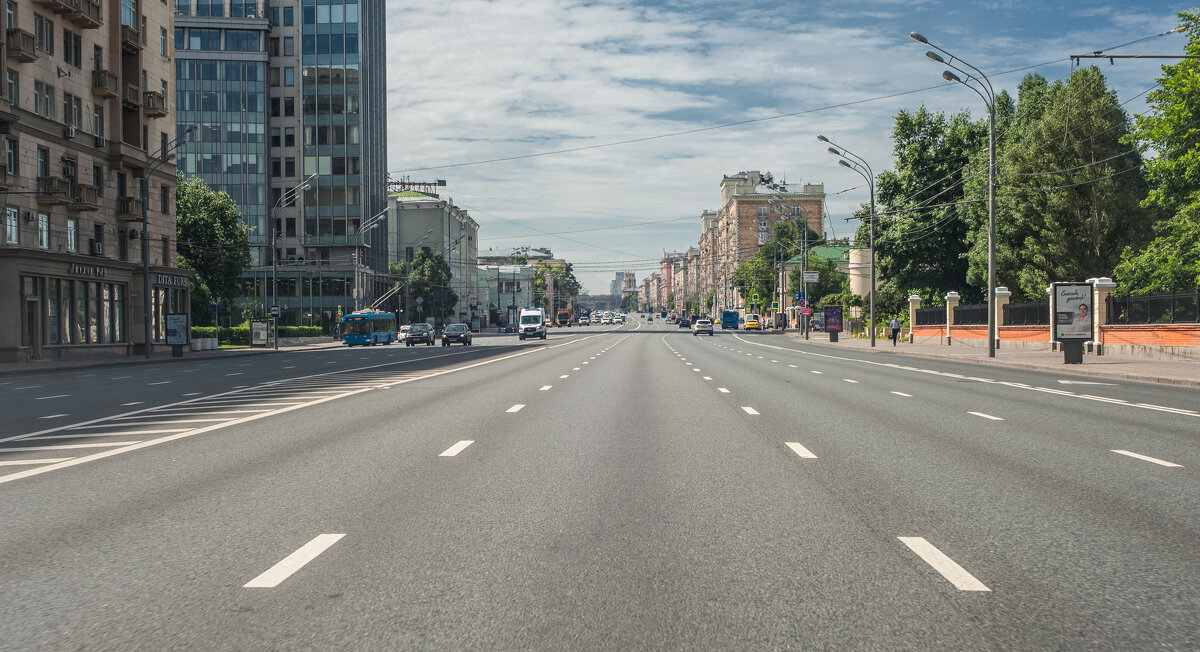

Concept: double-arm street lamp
[[818, 134, 877, 347], [141, 125, 195, 359], [355, 206, 388, 311], [911, 32, 997, 358], [269, 172, 315, 349]]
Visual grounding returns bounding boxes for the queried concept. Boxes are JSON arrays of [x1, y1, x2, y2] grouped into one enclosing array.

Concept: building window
[[283, 6, 294, 26], [226, 30, 259, 52], [284, 96, 294, 116], [34, 14, 53, 54], [63, 28, 81, 67], [792, 206, 802, 216], [120, 0, 135, 27], [175, 0, 189, 17], [283, 67, 294, 86], [284, 127, 294, 147], [67, 218, 77, 252], [174, 27, 184, 50], [4, 207, 16, 244], [92, 105, 104, 137], [5, 1, 15, 30], [93, 164, 103, 196], [5, 137, 17, 176], [5, 68, 16, 104], [63, 93, 81, 127], [283, 37, 294, 56], [38, 213, 49, 248], [160, 184, 168, 214], [188, 28, 219, 50], [160, 27, 167, 55], [161, 236, 170, 265], [37, 146, 48, 178], [757, 206, 767, 217]]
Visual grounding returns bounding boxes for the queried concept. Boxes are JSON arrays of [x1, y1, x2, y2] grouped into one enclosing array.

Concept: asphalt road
[[0, 317, 1196, 650]]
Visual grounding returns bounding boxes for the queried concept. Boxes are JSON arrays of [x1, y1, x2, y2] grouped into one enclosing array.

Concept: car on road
[[744, 313, 762, 331], [693, 319, 714, 336], [405, 323, 434, 346], [441, 323, 472, 346], [503, 322, 518, 333], [678, 317, 691, 328], [519, 308, 547, 340], [579, 316, 590, 326]]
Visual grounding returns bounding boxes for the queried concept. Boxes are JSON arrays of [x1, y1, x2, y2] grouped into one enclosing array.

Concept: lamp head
[[942, 70, 961, 83], [924, 51, 944, 64], [827, 147, 841, 157], [816, 135, 830, 143], [838, 160, 853, 169], [909, 32, 928, 44]]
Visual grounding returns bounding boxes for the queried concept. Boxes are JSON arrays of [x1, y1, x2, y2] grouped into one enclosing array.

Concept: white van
[[518, 308, 546, 340]]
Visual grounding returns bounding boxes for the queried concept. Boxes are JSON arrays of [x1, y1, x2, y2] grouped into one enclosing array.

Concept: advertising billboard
[[1053, 282, 1093, 341], [824, 305, 843, 333]]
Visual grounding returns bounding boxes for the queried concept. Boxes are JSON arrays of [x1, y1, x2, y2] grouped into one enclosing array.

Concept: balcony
[[69, 183, 100, 211], [32, 0, 75, 14], [122, 83, 140, 109], [91, 69, 119, 98], [5, 29, 37, 63], [36, 177, 72, 205], [116, 196, 143, 222], [143, 91, 167, 118], [67, 0, 103, 29], [120, 24, 141, 52]]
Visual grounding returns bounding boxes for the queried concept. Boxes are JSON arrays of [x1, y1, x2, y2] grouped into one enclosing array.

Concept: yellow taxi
[[744, 313, 762, 331]]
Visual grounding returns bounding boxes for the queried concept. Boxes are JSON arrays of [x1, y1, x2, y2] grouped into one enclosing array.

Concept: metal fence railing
[[914, 306, 945, 326], [952, 303, 988, 325], [1106, 290, 1200, 324], [1003, 301, 1050, 326]]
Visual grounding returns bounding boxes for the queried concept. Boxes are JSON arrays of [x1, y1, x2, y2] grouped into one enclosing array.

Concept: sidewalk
[[781, 330, 1200, 389], [0, 339, 346, 377]]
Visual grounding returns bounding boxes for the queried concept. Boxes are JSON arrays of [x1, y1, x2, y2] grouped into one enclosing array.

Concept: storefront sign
[[155, 274, 190, 288], [68, 263, 108, 278]]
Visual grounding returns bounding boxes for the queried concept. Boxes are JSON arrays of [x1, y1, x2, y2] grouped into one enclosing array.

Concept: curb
[[0, 342, 346, 377]]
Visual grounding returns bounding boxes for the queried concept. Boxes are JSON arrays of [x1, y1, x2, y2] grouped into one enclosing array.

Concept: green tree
[[176, 175, 252, 326], [397, 248, 456, 322], [1116, 10, 1200, 293], [970, 69, 1154, 298]]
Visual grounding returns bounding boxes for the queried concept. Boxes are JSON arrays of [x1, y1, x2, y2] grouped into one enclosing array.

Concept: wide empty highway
[[1, 318, 1196, 649]]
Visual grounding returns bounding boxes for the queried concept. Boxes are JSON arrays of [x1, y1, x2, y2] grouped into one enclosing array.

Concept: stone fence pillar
[[1089, 277, 1117, 355], [945, 291, 960, 345], [908, 294, 921, 343], [994, 286, 1012, 349]]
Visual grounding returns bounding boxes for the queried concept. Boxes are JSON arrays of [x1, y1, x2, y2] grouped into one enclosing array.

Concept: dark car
[[503, 322, 518, 333], [678, 318, 691, 328], [405, 323, 434, 346], [442, 323, 472, 346]]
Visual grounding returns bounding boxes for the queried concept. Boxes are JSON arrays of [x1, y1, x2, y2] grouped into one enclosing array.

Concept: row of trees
[[841, 11, 1200, 319]]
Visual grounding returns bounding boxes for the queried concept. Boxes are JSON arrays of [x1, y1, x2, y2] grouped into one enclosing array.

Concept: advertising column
[[1052, 282, 1093, 364]]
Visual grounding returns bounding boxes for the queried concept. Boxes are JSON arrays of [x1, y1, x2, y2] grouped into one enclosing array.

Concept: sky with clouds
[[384, 0, 1191, 293]]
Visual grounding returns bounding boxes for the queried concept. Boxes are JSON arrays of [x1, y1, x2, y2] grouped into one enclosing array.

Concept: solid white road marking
[[244, 533, 346, 588], [718, 388, 730, 394], [2, 441, 141, 451], [440, 440, 475, 457], [842, 379, 859, 384], [560, 375, 569, 378], [507, 404, 525, 413], [742, 407, 759, 415], [898, 537, 990, 591], [148, 381, 172, 386], [183, 392, 202, 397], [968, 411, 1004, 421], [891, 391, 913, 397], [785, 442, 818, 459], [38, 414, 69, 420], [121, 402, 143, 406], [0, 458, 74, 466], [226, 373, 243, 376], [34, 394, 70, 400], [1057, 379, 1117, 385], [13, 386, 42, 390], [539, 385, 552, 391], [1110, 450, 1183, 467]]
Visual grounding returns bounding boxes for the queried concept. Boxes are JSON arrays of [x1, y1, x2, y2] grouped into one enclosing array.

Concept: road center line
[[507, 404, 525, 413], [244, 534, 346, 588], [1110, 450, 1183, 467], [440, 440, 475, 457], [891, 391, 913, 397], [34, 394, 70, 400], [897, 537, 990, 591], [968, 411, 1004, 421], [785, 442, 817, 458]]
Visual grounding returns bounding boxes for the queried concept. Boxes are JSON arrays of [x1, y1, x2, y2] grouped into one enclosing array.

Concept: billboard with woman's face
[[1053, 282, 1093, 341]]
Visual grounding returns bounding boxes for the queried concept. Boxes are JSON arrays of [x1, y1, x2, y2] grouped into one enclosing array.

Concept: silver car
[[692, 319, 714, 336]]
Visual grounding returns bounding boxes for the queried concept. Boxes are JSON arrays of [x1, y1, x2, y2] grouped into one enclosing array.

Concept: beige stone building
[[1, 0, 183, 362]]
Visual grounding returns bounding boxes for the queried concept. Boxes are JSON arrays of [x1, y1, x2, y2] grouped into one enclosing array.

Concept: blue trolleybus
[[340, 310, 397, 346]]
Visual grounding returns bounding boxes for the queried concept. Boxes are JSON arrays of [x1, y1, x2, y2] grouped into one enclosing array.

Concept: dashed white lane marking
[[3, 441, 140, 451], [788, 364, 797, 368], [582, 362, 589, 365], [121, 402, 142, 406], [573, 367, 580, 371], [771, 360, 779, 363], [13, 386, 42, 390], [693, 369, 701, 372], [283, 366, 296, 370], [38, 414, 69, 420], [0, 458, 74, 466], [891, 391, 913, 397], [897, 537, 990, 592], [785, 442, 818, 459], [507, 404, 525, 413], [560, 375, 570, 379], [842, 379, 859, 384], [741, 406, 759, 415], [539, 385, 552, 391], [968, 411, 1004, 421], [811, 370, 823, 375], [703, 376, 712, 380], [148, 381, 172, 386], [718, 388, 730, 394], [226, 373, 243, 376], [183, 392, 202, 397], [111, 376, 130, 380], [1110, 450, 1183, 467], [35, 394, 70, 400], [440, 440, 475, 457], [244, 534, 346, 588]]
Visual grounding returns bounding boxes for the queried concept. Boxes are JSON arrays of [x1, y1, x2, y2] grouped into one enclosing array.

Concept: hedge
[[190, 325, 326, 345]]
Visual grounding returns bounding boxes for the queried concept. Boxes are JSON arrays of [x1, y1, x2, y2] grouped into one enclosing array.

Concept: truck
[[556, 309, 571, 327], [721, 309, 740, 330], [518, 308, 546, 340]]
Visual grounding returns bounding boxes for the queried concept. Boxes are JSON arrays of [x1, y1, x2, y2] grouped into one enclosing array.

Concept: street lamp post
[[911, 32, 997, 358], [355, 206, 389, 312], [818, 135, 877, 346], [270, 173, 315, 350], [141, 126, 195, 359]]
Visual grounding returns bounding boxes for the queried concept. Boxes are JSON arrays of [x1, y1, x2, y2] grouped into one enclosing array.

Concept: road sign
[[207, 303, 227, 313], [803, 271, 819, 283], [751, 293, 760, 302], [798, 299, 806, 307], [770, 301, 779, 311], [415, 296, 424, 305], [270, 304, 280, 318], [795, 291, 805, 301], [801, 307, 813, 315]]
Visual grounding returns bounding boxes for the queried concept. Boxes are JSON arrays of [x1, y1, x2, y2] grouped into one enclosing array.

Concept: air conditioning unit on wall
[[64, 125, 77, 139], [24, 211, 35, 222], [94, 135, 107, 147]]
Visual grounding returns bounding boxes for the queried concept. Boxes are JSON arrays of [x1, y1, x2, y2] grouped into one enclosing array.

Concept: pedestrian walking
[[890, 317, 901, 346]]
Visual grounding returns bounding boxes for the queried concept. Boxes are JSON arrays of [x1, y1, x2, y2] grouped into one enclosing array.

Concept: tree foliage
[[175, 175, 252, 326], [389, 247, 456, 322], [1116, 10, 1200, 294]]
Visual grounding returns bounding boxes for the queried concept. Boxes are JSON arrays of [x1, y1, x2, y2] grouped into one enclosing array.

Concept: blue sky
[[384, 1, 1190, 293]]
